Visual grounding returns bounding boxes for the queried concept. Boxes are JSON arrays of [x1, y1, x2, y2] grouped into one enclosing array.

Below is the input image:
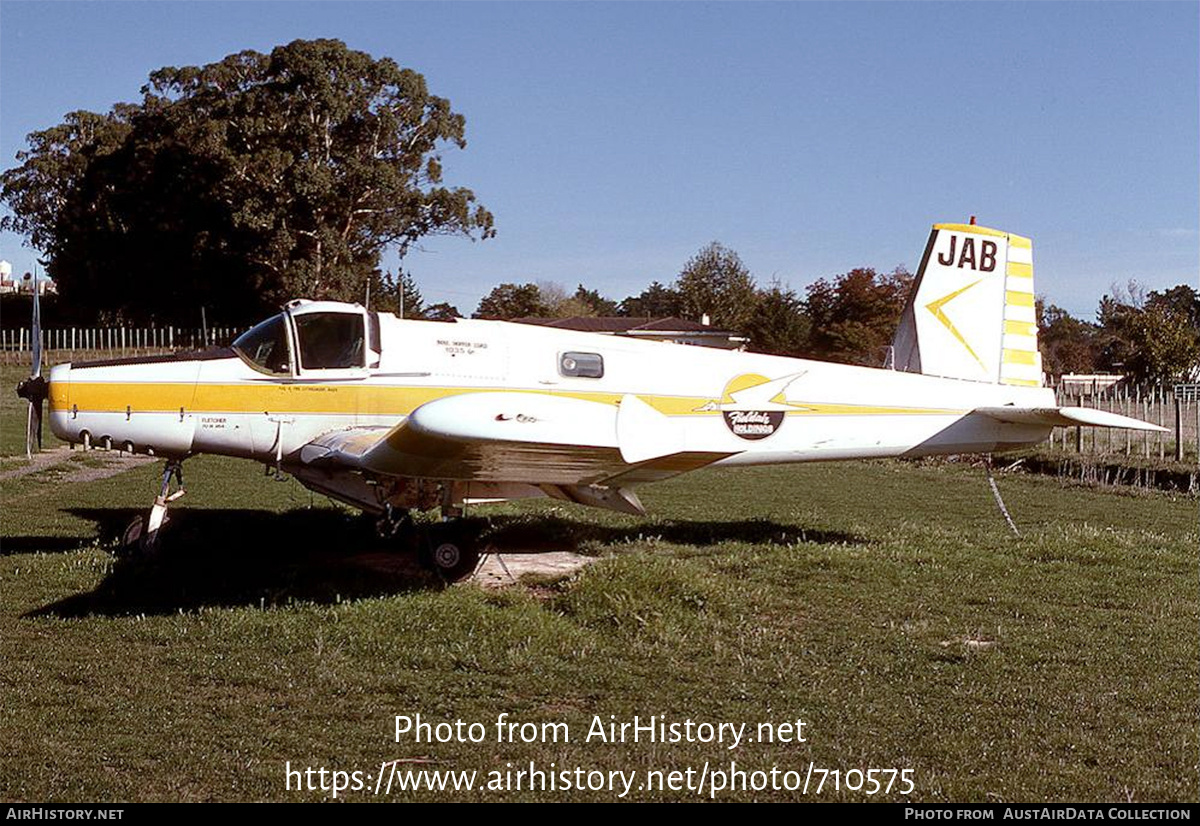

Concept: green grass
[[1, 442, 1195, 802]]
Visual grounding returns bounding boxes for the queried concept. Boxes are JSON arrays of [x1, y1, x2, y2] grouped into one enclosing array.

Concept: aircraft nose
[[16, 367, 54, 455]]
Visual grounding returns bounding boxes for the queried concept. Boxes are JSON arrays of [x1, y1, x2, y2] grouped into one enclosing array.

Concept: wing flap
[[973, 406, 1167, 432]]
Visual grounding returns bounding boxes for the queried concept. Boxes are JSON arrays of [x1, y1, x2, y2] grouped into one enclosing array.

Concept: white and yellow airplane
[[16, 222, 1162, 578]]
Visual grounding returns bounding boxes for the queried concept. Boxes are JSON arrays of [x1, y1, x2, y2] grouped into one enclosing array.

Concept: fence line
[[1050, 383, 1199, 464], [1, 326, 239, 356]]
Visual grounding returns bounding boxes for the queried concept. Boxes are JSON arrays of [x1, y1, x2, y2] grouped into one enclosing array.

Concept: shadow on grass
[[24, 506, 861, 618], [2, 536, 97, 555], [482, 513, 859, 552]]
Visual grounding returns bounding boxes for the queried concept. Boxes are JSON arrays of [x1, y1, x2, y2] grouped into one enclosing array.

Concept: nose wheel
[[122, 460, 185, 555]]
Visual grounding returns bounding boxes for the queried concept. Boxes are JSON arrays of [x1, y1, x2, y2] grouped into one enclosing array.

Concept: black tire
[[121, 514, 146, 552], [419, 525, 480, 582], [120, 512, 169, 556]]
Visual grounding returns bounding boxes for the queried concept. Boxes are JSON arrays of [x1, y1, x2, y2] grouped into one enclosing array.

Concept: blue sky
[[1, 1, 1196, 321]]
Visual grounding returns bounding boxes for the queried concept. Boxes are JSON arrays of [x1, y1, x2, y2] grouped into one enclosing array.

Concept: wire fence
[[0, 326, 240, 364], [1051, 384, 1199, 464]]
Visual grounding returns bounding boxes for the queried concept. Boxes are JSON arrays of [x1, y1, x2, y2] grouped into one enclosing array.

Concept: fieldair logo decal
[[695, 373, 807, 441]]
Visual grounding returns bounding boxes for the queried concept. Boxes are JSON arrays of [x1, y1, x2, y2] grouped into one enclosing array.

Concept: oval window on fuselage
[[559, 351, 604, 378]]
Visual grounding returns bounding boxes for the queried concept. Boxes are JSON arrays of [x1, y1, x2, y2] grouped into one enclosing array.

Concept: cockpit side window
[[294, 312, 365, 370], [232, 314, 291, 375]]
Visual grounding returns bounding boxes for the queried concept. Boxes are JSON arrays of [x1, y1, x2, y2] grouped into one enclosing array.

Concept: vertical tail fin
[[891, 222, 1042, 386]]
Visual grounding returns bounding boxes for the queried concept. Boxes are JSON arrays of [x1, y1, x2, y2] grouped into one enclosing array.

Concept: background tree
[[531, 282, 620, 318], [1147, 284, 1200, 329], [473, 282, 547, 319], [533, 282, 573, 317], [1037, 300, 1098, 376], [423, 301, 462, 321], [572, 284, 619, 317], [1096, 283, 1200, 383], [804, 266, 912, 365], [371, 270, 426, 319], [743, 281, 810, 357], [618, 281, 682, 318], [675, 242, 758, 330], [0, 39, 494, 325]]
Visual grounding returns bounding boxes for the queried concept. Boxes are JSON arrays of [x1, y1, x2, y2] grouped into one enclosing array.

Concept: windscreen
[[232, 314, 291, 374]]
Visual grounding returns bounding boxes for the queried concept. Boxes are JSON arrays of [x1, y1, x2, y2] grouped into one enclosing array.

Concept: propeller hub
[[16, 374, 48, 404]]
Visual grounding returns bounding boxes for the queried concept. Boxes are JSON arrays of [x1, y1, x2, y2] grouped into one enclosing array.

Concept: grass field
[[1, 362, 1197, 802]]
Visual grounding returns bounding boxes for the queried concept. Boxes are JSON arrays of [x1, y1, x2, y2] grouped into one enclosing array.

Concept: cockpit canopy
[[232, 303, 369, 375], [233, 315, 291, 374], [294, 312, 364, 369]]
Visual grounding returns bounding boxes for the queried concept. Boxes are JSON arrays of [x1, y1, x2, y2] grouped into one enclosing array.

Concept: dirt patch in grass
[[335, 547, 594, 589], [472, 550, 594, 588], [0, 446, 154, 484]]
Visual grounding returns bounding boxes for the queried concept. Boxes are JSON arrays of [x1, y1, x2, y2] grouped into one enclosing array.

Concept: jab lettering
[[937, 236, 997, 272]]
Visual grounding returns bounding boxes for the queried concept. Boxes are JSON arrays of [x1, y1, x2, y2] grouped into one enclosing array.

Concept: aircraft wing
[[298, 392, 730, 488], [973, 406, 1168, 432]]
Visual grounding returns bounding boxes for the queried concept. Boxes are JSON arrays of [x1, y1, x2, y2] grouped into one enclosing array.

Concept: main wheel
[[419, 525, 480, 582]]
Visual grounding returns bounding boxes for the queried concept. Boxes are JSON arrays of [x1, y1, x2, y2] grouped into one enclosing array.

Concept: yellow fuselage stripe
[[56, 382, 966, 419], [1006, 291, 1035, 307]]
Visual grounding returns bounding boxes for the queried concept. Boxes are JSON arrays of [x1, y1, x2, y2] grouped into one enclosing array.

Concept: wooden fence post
[[1175, 396, 1184, 462], [1080, 393, 1089, 451]]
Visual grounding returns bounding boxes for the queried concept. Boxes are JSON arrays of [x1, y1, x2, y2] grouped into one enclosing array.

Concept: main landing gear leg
[[375, 503, 413, 538], [123, 459, 186, 554]]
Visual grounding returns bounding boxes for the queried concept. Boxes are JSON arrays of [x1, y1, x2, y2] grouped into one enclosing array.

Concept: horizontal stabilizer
[[974, 406, 1167, 432], [617, 393, 685, 464]]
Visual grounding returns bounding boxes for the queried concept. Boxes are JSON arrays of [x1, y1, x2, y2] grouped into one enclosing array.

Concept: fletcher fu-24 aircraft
[[16, 221, 1163, 578]]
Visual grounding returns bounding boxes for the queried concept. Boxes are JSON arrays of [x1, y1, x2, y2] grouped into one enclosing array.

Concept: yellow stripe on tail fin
[[998, 232, 1042, 387]]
